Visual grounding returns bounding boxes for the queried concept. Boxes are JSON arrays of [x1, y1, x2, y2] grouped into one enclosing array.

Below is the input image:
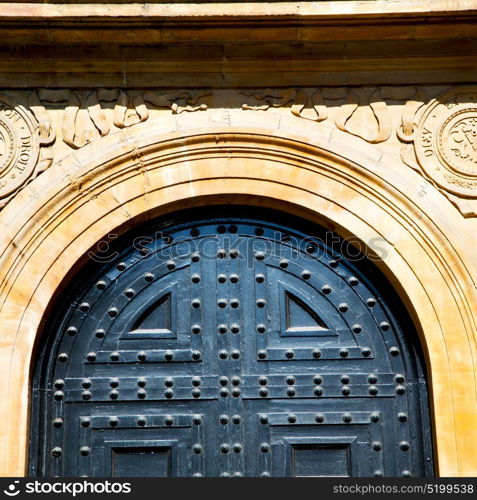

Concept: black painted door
[[30, 210, 434, 477]]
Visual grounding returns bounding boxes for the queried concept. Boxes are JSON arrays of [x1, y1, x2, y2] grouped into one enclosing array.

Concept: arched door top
[[30, 209, 433, 477]]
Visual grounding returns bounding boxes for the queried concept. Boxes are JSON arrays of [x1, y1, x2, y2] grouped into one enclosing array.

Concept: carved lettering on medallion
[[0, 95, 44, 208], [414, 86, 477, 198]]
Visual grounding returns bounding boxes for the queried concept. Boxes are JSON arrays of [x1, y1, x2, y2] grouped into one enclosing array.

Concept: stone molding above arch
[[0, 110, 476, 476], [1, 85, 475, 218]]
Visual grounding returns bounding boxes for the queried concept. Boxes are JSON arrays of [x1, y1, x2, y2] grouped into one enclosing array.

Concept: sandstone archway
[[0, 111, 476, 476]]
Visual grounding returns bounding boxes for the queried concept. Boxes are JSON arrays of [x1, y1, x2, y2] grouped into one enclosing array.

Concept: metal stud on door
[[30, 209, 434, 477]]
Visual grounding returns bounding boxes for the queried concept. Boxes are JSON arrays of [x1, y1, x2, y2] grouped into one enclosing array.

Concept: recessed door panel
[[111, 444, 173, 478]]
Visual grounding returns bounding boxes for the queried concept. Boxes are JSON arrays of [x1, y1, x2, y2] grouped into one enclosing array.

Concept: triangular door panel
[[286, 291, 328, 330], [279, 283, 337, 337], [132, 292, 172, 332], [120, 287, 177, 339]]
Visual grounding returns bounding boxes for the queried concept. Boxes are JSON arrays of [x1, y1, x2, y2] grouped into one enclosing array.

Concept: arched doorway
[[29, 207, 433, 477]]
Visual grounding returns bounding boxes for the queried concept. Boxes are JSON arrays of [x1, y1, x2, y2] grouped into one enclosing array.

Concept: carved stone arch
[[0, 110, 476, 476]]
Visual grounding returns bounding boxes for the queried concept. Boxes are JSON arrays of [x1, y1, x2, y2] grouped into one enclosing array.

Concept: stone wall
[[0, 1, 476, 476]]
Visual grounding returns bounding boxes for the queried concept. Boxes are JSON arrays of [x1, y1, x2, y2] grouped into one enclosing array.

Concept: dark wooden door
[[30, 210, 434, 477]]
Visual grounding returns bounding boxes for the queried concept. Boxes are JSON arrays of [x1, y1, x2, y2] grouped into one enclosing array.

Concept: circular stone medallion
[[0, 95, 40, 202], [415, 86, 477, 197]]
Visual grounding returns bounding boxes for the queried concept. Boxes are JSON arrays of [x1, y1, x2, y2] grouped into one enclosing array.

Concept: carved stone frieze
[[239, 85, 477, 217], [28, 89, 210, 150], [239, 88, 328, 122], [239, 86, 426, 145], [0, 85, 477, 218]]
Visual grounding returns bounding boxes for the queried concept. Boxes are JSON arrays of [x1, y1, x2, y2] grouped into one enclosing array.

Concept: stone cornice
[[0, 1, 476, 21], [0, 2, 475, 87]]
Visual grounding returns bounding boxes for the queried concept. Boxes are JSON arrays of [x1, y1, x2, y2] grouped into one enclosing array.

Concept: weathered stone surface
[[0, 1, 476, 478]]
